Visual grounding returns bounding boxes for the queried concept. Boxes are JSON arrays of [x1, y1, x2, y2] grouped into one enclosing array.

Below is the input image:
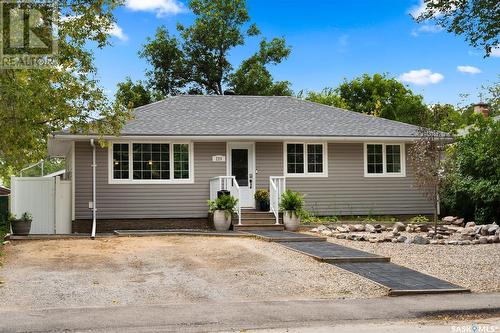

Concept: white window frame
[[108, 140, 194, 184], [283, 142, 328, 177], [363, 143, 406, 178]]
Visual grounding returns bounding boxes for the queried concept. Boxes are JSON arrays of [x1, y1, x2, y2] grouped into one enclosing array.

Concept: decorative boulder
[[488, 224, 499, 235], [397, 235, 407, 243], [478, 236, 488, 244], [412, 235, 429, 245], [442, 216, 457, 223], [365, 224, 376, 233], [321, 229, 333, 237], [393, 222, 406, 232], [451, 218, 464, 226], [336, 226, 349, 233], [465, 222, 476, 228]]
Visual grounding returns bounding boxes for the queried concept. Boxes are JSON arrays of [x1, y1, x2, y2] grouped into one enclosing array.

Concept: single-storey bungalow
[[48, 95, 442, 234]]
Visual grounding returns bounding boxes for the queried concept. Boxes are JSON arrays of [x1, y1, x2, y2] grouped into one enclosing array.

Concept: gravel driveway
[[0, 236, 385, 309]]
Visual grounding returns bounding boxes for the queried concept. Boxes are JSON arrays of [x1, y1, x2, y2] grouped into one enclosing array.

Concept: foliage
[[207, 194, 238, 216], [254, 189, 270, 203], [0, 0, 131, 184], [229, 38, 292, 96], [300, 213, 339, 224], [441, 118, 500, 224], [115, 77, 154, 109], [21, 212, 33, 222], [304, 74, 428, 126], [409, 215, 430, 224], [425, 104, 465, 133], [139, 0, 290, 96], [362, 217, 377, 223], [414, 0, 499, 57], [408, 125, 449, 231], [301, 88, 349, 109], [279, 190, 304, 212]]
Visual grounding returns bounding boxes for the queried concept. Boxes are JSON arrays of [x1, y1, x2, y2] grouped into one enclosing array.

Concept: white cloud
[[108, 23, 128, 41], [491, 47, 500, 57], [125, 0, 186, 17], [399, 69, 444, 85], [457, 65, 481, 74], [409, 0, 427, 18], [411, 24, 443, 36]]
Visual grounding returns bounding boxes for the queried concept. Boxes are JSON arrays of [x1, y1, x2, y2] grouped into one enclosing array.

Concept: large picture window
[[364, 143, 405, 177], [110, 142, 193, 183], [285, 142, 327, 177]]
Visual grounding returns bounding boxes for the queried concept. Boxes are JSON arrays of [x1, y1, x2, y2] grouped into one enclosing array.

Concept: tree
[[409, 126, 449, 234], [414, 0, 499, 56], [425, 104, 465, 133], [301, 88, 349, 109], [139, 0, 290, 96], [115, 77, 153, 109], [0, 1, 131, 183], [229, 38, 292, 96], [308, 74, 429, 125], [441, 118, 500, 224]]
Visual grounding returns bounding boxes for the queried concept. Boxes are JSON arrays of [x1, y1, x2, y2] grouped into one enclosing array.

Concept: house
[[48, 95, 442, 234]]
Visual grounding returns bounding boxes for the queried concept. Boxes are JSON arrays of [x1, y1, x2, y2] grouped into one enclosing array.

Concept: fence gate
[[10, 177, 71, 234]]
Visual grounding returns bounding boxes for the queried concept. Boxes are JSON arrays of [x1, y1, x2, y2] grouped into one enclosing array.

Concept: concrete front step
[[234, 224, 285, 231], [240, 217, 280, 225], [240, 211, 276, 219]]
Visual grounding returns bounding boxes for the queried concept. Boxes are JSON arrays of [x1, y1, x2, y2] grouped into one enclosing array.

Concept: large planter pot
[[11, 219, 31, 235], [213, 210, 231, 231], [283, 211, 300, 231], [258, 201, 270, 211]]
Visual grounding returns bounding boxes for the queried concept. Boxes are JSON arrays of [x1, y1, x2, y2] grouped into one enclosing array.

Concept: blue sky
[[94, 0, 499, 105]]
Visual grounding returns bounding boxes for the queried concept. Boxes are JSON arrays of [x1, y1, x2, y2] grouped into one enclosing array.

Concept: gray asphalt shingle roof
[[120, 95, 423, 137], [83, 95, 434, 137]]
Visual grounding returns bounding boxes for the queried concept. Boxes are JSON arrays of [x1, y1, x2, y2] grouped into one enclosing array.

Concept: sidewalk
[[0, 292, 498, 332]]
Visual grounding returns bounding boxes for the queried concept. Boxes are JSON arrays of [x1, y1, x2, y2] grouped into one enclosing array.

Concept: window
[[285, 142, 327, 177], [112, 143, 129, 179], [364, 143, 405, 177], [109, 142, 193, 183]]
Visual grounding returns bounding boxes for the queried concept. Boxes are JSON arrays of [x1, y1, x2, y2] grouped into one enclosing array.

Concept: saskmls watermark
[[0, 0, 58, 68], [451, 323, 499, 333]]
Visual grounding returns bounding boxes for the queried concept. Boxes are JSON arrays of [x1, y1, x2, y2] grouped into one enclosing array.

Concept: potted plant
[[254, 189, 270, 211], [207, 194, 238, 231], [279, 190, 304, 231], [9, 212, 32, 235]]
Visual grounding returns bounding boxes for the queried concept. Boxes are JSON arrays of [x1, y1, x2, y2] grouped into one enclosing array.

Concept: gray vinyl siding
[[74, 141, 226, 219], [74, 141, 432, 220], [255, 142, 433, 216]]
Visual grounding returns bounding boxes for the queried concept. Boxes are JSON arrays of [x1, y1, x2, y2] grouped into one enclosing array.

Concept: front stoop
[[234, 210, 284, 231]]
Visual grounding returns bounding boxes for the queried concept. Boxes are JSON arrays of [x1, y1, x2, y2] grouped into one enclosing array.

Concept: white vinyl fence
[[10, 177, 71, 234]]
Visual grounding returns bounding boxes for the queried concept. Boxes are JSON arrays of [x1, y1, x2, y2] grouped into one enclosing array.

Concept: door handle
[[249, 174, 253, 189]]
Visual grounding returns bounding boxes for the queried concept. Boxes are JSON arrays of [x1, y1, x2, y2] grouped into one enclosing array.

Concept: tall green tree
[[306, 74, 429, 126], [414, 0, 499, 56], [0, 1, 131, 183], [139, 0, 290, 96], [229, 38, 292, 96], [115, 77, 153, 109]]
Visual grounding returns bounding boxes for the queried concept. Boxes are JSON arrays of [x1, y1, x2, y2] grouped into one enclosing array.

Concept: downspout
[[90, 139, 97, 239]]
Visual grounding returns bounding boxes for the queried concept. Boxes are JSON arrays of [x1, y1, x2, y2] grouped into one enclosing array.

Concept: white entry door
[[228, 143, 255, 208]]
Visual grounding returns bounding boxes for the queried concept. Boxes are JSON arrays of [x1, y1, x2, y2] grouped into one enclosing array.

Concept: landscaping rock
[[487, 236, 498, 243], [479, 236, 488, 244], [368, 237, 378, 243], [321, 229, 333, 237], [452, 218, 465, 226], [336, 226, 349, 233], [397, 235, 407, 243], [480, 225, 490, 236], [393, 222, 406, 232], [488, 224, 499, 235], [353, 224, 365, 232], [391, 238, 398, 243], [365, 224, 376, 233], [2, 241, 10, 245], [412, 235, 430, 245], [472, 240, 480, 245], [447, 240, 458, 245], [442, 216, 457, 223], [465, 222, 476, 228], [336, 234, 347, 239], [417, 224, 429, 232]]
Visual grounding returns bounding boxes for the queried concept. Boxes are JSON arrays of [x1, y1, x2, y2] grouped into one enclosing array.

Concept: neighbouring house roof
[[54, 95, 448, 139], [0, 186, 10, 196]]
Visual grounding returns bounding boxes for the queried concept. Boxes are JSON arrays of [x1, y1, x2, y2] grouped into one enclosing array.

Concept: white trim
[[52, 134, 434, 143], [283, 142, 328, 178], [363, 143, 406, 178], [107, 140, 194, 184], [71, 141, 75, 221], [226, 142, 256, 208]]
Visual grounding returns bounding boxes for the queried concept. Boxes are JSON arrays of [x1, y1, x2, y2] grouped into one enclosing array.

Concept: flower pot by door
[[11, 219, 31, 235], [283, 211, 300, 231], [213, 210, 232, 231]]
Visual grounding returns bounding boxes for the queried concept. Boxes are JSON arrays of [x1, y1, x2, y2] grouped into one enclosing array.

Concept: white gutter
[[90, 139, 97, 239]]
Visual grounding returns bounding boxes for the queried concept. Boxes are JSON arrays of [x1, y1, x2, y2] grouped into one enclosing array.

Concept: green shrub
[[207, 195, 238, 217], [441, 118, 500, 224], [279, 190, 304, 212], [362, 217, 377, 223], [409, 215, 429, 224], [254, 189, 269, 203]]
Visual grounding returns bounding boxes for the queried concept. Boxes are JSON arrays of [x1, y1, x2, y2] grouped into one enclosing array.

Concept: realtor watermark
[[451, 323, 499, 333], [0, 0, 58, 68]]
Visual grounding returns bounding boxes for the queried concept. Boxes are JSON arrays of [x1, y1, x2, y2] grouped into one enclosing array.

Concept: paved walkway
[[244, 230, 469, 295]]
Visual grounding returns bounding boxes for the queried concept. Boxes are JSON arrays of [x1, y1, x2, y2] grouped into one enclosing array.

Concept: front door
[[228, 143, 255, 208]]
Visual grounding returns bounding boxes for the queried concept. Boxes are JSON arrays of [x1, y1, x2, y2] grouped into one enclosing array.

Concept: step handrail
[[269, 176, 286, 225]]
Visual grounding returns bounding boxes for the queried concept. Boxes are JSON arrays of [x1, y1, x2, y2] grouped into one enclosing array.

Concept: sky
[[94, 0, 500, 106]]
